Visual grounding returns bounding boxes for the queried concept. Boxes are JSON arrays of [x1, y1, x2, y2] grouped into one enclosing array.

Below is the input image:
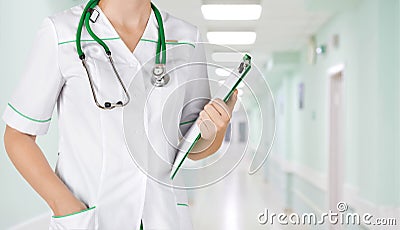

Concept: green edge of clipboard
[[171, 54, 252, 180]]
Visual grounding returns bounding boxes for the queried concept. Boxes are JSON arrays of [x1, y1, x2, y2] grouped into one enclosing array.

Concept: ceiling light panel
[[215, 68, 232, 77], [201, 4, 262, 20], [211, 52, 246, 62], [207, 31, 257, 45]]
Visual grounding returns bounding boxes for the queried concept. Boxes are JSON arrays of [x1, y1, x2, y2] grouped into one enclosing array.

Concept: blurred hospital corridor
[[188, 149, 285, 230], [1, 0, 399, 229]]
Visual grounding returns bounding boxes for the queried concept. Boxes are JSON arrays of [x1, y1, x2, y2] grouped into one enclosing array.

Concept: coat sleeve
[[2, 17, 65, 136], [179, 29, 211, 137]]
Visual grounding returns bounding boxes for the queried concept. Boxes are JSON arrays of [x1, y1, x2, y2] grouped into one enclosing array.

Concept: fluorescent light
[[201, 4, 262, 21], [207, 32, 256, 45], [212, 52, 245, 62], [215, 68, 232, 77]]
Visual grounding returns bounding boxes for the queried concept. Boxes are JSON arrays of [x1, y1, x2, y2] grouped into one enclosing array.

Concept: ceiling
[[153, 0, 334, 71]]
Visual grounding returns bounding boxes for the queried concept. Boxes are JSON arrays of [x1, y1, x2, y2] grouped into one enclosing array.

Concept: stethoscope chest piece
[[152, 64, 170, 87]]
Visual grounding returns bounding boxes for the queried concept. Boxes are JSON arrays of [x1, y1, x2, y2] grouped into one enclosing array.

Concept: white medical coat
[[2, 3, 210, 230]]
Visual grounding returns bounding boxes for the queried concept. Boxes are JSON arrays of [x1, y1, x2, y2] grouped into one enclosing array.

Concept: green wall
[[0, 1, 82, 229], [266, 0, 400, 223]]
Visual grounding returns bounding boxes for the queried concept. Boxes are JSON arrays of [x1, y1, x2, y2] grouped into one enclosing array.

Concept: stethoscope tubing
[[76, 1, 167, 110], [76, 0, 165, 63]]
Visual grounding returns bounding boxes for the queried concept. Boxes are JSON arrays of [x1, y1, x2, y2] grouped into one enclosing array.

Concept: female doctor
[[3, 0, 237, 229]]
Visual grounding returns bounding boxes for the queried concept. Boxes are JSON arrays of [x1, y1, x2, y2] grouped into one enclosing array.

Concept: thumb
[[226, 89, 238, 112]]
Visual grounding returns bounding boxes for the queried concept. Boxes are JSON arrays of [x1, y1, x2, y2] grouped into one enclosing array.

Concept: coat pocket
[[49, 206, 97, 230]]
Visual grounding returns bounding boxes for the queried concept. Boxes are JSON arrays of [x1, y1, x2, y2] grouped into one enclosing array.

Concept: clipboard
[[170, 54, 252, 180]]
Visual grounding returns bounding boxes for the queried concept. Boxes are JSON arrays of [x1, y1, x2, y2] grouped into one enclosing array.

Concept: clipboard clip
[[238, 54, 251, 74]]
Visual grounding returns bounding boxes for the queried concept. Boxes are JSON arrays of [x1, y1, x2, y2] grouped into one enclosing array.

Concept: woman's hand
[[198, 90, 238, 141], [189, 90, 238, 160], [52, 196, 88, 216]]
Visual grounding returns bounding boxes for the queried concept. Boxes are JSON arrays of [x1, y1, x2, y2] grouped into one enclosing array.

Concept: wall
[[266, 0, 400, 227], [0, 1, 82, 229]]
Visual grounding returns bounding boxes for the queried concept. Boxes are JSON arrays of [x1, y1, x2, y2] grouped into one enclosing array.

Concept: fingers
[[197, 110, 216, 140], [211, 99, 231, 121], [205, 103, 225, 126], [210, 89, 238, 121], [196, 90, 239, 141]]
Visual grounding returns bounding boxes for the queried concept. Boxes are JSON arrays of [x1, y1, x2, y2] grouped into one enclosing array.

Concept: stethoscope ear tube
[[106, 53, 131, 108], [81, 55, 130, 110], [81, 58, 103, 109]]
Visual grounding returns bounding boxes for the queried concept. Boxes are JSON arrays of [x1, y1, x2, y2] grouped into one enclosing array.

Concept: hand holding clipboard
[[171, 54, 252, 179]]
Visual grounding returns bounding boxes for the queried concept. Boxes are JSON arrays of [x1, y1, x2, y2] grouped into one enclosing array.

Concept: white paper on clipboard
[[170, 54, 252, 179]]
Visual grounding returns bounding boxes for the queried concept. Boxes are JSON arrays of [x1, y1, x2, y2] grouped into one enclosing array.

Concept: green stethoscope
[[77, 0, 169, 110]]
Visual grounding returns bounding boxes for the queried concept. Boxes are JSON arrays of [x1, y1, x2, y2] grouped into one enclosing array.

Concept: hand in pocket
[[52, 196, 88, 217]]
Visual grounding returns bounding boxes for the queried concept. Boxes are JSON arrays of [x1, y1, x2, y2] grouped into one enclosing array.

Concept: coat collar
[[87, 4, 166, 64]]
